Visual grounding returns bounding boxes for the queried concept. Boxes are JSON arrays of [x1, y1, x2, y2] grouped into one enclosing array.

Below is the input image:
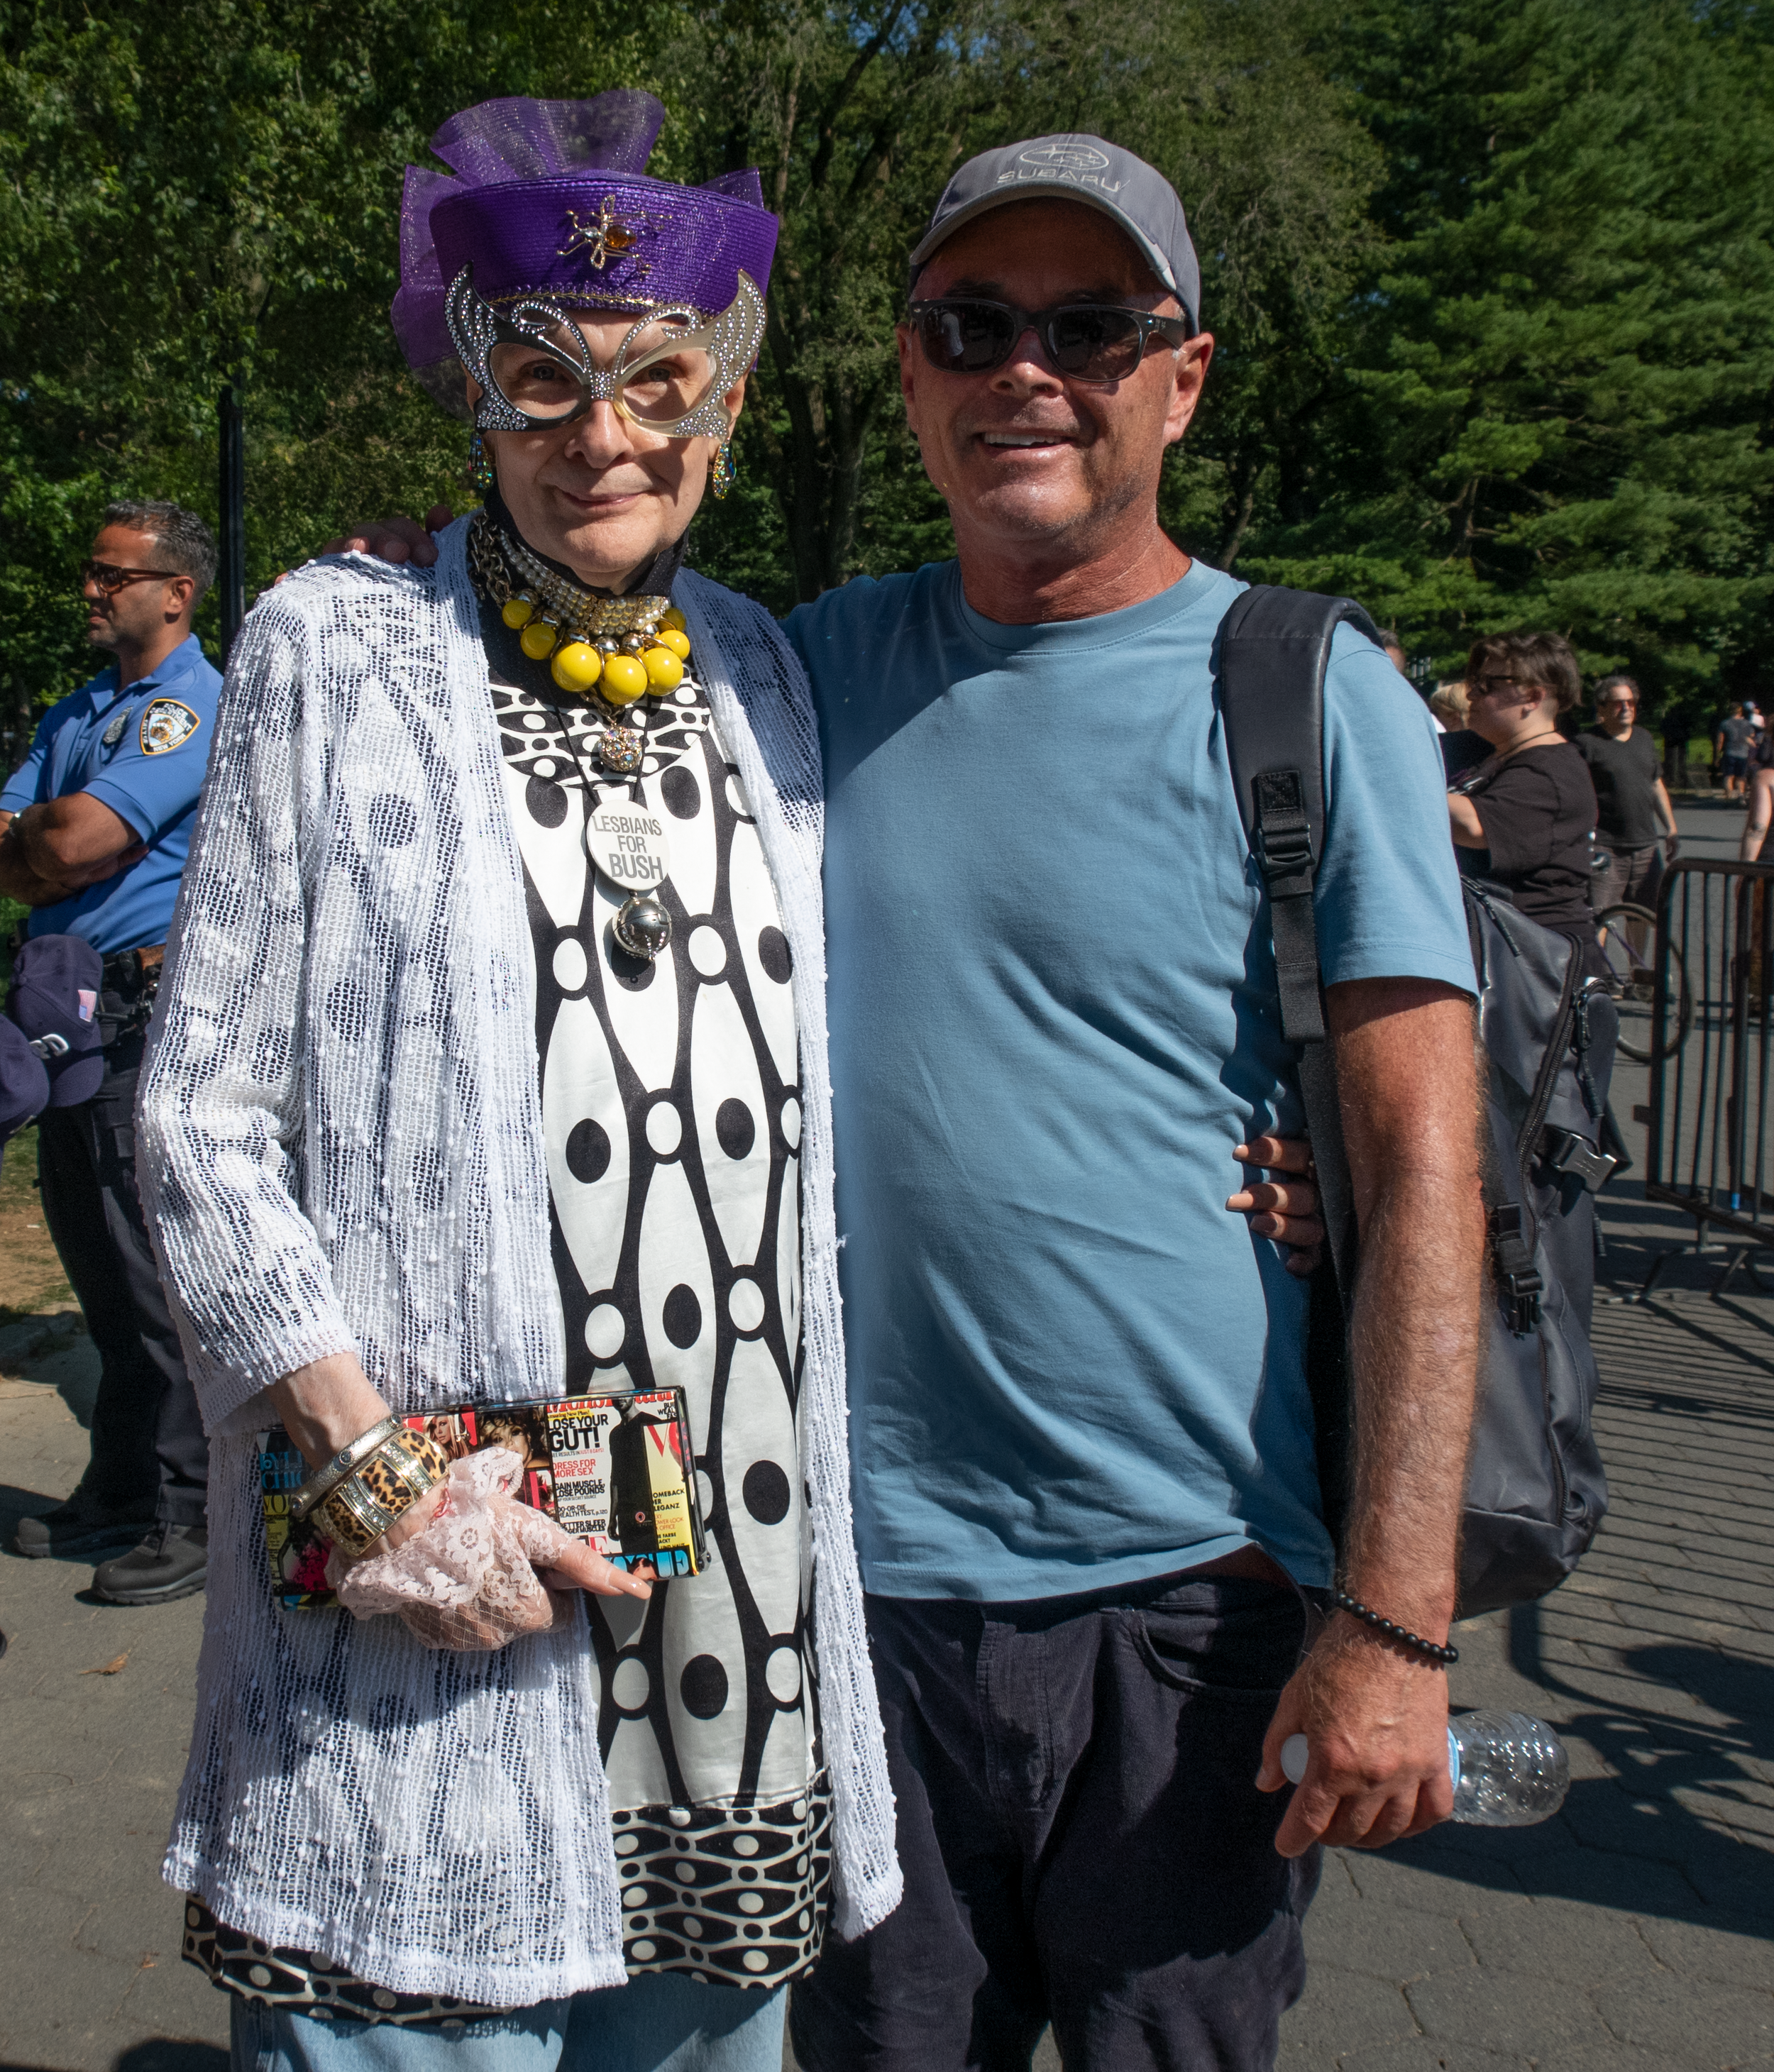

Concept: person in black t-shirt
[[1577, 674, 1677, 930], [1717, 704, 1756, 798], [1447, 632, 1606, 976]]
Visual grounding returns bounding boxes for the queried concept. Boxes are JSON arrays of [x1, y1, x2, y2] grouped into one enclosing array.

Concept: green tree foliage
[[0, 0, 676, 739], [681, 0, 1380, 608], [1244, 0, 1774, 740], [1, 0, 1770, 754]]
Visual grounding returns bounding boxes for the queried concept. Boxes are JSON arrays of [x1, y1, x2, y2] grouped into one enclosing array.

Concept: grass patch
[[0, 1125, 75, 1319]]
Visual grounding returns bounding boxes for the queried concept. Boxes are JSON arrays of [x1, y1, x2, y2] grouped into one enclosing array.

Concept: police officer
[[2, 500, 221, 1604]]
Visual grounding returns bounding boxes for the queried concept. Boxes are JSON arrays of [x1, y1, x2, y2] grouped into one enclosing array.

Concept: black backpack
[[1217, 585, 1615, 1616]]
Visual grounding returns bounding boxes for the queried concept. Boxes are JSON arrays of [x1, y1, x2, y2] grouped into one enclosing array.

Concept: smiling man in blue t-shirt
[[2, 500, 221, 1606], [776, 141, 1484, 2072]]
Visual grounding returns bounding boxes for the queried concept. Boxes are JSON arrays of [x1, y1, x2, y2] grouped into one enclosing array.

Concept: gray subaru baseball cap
[[907, 134, 1201, 331]]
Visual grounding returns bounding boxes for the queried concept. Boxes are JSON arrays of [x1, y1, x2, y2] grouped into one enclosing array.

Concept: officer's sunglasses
[[907, 298, 1193, 385], [80, 558, 180, 595]]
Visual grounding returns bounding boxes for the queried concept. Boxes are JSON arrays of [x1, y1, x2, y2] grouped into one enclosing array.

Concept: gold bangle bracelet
[[290, 1414, 402, 1521], [315, 1429, 450, 1558]]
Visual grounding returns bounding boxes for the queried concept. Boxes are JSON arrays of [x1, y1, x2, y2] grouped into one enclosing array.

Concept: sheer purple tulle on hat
[[391, 90, 777, 385]]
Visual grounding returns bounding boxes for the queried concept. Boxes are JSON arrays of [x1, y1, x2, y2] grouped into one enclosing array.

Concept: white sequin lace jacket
[[134, 523, 900, 2005]]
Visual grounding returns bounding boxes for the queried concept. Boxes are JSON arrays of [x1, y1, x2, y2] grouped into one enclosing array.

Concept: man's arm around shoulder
[[1259, 974, 1484, 1853]]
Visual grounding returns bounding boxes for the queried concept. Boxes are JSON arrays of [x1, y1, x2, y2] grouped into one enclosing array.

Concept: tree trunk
[[1218, 449, 1262, 570]]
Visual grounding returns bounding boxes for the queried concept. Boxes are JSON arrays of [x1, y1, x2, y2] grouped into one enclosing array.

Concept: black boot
[[15, 1487, 156, 1560], [91, 1522, 209, 1605]]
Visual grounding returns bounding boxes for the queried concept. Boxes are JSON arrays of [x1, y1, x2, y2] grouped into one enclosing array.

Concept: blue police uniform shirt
[[787, 558, 1475, 1602], [0, 634, 221, 957]]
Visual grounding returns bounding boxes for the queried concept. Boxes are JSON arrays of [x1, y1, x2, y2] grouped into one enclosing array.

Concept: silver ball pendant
[[614, 892, 671, 961]]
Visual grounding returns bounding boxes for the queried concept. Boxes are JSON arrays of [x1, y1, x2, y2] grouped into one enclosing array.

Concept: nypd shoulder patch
[[140, 699, 202, 756]]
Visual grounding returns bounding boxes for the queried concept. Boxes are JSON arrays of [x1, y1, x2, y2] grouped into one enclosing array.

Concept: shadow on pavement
[[112, 2049, 229, 2072], [0, 2053, 227, 2072], [0, 1313, 100, 1429], [0, 1480, 73, 1555], [1382, 1609, 1774, 1935]]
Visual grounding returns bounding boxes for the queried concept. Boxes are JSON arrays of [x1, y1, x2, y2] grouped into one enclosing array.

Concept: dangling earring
[[468, 429, 496, 492], [712, 438, 736, 502]]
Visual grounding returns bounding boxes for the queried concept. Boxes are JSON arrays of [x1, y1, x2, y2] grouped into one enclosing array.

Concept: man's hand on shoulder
[[276, 506, 453, 585], [1257, 1612, 1453, 1853], [323, 506, 453, 566]]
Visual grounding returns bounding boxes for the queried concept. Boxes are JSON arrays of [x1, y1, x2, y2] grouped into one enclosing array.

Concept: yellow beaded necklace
[[465, 512, 692, 707]]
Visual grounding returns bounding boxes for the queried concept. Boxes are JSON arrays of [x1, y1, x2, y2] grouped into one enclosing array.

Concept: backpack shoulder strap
[[1217, 582, 1382, 1316], [1218, 583, 1382, 1046]]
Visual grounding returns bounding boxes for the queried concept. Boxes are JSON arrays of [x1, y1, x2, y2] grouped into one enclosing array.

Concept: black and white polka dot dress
[[490, 637, 830, 1991]]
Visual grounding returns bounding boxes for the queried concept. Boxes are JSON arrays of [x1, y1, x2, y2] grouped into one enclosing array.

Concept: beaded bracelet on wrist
[[1331, 1589, 1459, 1667], [289, 1414, 401, 1522], [315, 1429, 451, 1560]]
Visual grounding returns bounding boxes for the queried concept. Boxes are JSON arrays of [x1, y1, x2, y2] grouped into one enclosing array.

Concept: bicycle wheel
[[1593, 901, 1692, 1064]]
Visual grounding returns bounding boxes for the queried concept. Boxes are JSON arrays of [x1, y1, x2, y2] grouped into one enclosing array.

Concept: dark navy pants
[[791, 1575, 1321, 2072], [36, 1004, 207, 1528]]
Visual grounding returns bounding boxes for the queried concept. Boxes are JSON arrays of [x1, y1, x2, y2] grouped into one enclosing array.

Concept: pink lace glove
[[328, 1448, 649, 1651]]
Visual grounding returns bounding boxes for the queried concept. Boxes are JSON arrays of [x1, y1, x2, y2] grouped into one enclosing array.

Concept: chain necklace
[[466, 511, 692, 777], [468, 513, 685, 961], [545, 688, 675, 962]]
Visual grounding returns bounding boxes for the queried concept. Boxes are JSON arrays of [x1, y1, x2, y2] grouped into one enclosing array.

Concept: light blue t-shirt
[[0, 635, 221, 955], [787, 558, 1474, 1602]]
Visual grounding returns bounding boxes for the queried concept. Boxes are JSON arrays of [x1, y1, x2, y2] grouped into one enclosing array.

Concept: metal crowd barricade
[[1642, 858, 1774, 1296]]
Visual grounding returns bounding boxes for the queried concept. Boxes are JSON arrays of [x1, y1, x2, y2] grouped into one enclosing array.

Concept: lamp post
[[218, 385, 246, 662]]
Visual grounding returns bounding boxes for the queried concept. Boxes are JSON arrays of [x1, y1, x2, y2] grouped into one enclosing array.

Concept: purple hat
[[392, 92, 778, 414], [8, 935, 104, 1108]]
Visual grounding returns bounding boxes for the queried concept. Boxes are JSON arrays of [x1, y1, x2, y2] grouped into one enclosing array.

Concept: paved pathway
[[1279, 796, 1774, 2071], [0, 1313, 221, 2072], [1, 801, 1769, 2068], [1277, 1233, 1774, 2070]]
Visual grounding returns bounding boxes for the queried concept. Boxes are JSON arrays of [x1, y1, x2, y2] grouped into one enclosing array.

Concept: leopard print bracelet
[[315, 1428, 451, 1559], [289, 1414, 401, 1521]]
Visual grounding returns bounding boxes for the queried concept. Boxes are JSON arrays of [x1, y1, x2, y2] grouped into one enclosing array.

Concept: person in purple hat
[[133, 91, 899, 2072]]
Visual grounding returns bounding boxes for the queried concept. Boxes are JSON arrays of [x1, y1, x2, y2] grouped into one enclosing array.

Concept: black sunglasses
[[908, 298, 1192, 385], [80, 558, 181, 595]]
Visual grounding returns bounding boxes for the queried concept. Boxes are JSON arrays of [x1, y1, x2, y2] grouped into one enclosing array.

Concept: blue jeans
[[231, 1974, 786, 2072]]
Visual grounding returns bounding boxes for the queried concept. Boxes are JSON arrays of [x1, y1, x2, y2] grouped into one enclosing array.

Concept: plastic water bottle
[[1279, 1710, 1569, 1825]]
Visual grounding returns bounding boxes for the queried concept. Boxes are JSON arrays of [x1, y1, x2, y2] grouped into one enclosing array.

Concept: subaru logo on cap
[[1019, 143, 1110, 175], [908, 131, 1201, 329]]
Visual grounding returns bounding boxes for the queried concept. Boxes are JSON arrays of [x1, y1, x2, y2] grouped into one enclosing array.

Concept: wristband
[[290, 1414, 401, 1521], [1332, 1589, 1458, 1667], [315, 1429, 450, 1559]]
